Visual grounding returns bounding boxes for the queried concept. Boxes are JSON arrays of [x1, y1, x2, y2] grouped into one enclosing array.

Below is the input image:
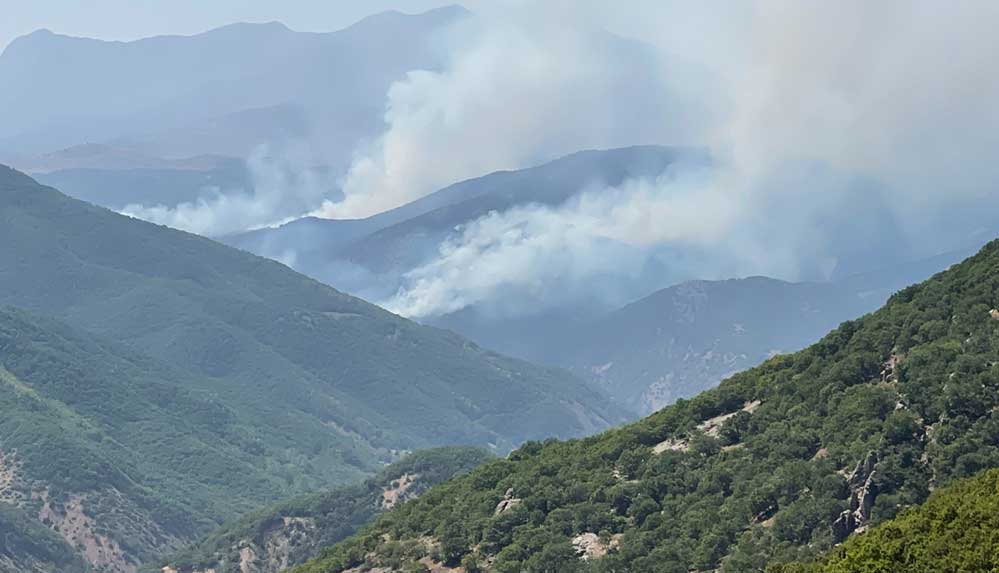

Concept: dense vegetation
[[0, 305, 344, 566], [0, 165, 623, 568], [158, 447, 492, 573], [294, 238, 999, 572], [773, 468, 999, 573]]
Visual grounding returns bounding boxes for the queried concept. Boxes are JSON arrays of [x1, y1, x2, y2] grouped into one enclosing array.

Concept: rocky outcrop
[[880, 353, 903, 383], [832, 452, 879, 540], [494, 489, 522, 515], [652, 400, 763, 454], [572, 532, 622, 561], [38, 492, 136, 573], [381, 473, 418, 510]]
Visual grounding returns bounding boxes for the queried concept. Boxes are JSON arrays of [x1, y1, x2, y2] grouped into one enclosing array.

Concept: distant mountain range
[[0, 165, 623, 571], [0, 7, 466, 158]]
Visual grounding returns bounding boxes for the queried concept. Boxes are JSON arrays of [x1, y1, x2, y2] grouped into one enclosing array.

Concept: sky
[[0, 0, 484, 51]]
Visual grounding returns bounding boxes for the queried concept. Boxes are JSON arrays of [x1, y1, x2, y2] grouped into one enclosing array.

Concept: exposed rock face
[[494, 488, 522, 515], [571, 532, 622, 561], [881, 353, 904, 383], [382, 473, 418, 510], [652, 437, 689, 454], [833, 451, 880, 541], [652, 400, 762, 454], [258, 517, 317, 571], [38, 492, 136, 573]]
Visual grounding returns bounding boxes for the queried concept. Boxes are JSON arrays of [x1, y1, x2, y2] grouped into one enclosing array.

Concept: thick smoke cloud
[[122, 145, 333, 237], [368, 1, 999, 318], [314, 4, 701, 219]]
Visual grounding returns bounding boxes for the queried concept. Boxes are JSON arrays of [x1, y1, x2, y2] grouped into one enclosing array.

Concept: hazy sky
[[0, 0, 485, 51]]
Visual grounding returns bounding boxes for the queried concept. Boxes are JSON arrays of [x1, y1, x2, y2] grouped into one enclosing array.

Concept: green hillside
[[773, 468, 999, 573], [292, 239, 999, 572], [159, 447, 492, 573], [0, 165, 624, 569], [0, 304, 365, 570]]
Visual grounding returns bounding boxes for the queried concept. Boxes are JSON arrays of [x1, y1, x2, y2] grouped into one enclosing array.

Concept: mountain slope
[[0, 165, 623, 568], [291, 238, 999, 572], [158, 447, 493, 573], [0, 164, 622, 449], [0, 305, 355, 572], [553, 277, 873, 414], [429, 247, 975, 415], [544, 248, 976, 414], [773, 468, 999, 573]]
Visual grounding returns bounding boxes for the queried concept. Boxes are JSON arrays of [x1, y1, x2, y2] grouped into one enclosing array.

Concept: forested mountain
[[0, 305, 331, 572], [157, 447, 492, 573], [0, 165, 624, 570], [291, 238, 999, 572]]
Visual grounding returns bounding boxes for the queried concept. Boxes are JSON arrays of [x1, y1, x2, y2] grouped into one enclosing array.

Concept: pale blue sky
[[0, 0, 485, 51]]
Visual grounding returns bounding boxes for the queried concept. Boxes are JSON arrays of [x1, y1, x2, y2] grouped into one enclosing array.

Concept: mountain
[[238, 144, 974, 415], [32, 157, 250, 211], [0, 165, 624, 569], [534, 251, 975, 414], [156, 447, 492, 573], [0, 7, 466, 156], [230, 145, 976, 418], [773, 468, 999, 573], [11, 143, 231, 174], [546, 277, 877, 414], [290, 238, 999, 572], [226, 145, 703, 300]]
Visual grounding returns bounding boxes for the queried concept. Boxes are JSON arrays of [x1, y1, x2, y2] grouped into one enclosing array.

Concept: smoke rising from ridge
[[363, 1, 999, 318], [314, 5, 702, 219]]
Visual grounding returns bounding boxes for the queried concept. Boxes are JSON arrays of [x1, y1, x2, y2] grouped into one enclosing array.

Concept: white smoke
[[313, 4, 701, 219], [381, 165, 735, 317], [122, 145, 333, 237], [362, 1, 999, 318]]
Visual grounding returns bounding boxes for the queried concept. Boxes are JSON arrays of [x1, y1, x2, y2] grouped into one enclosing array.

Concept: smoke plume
[[370, 2, 999, 318]]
